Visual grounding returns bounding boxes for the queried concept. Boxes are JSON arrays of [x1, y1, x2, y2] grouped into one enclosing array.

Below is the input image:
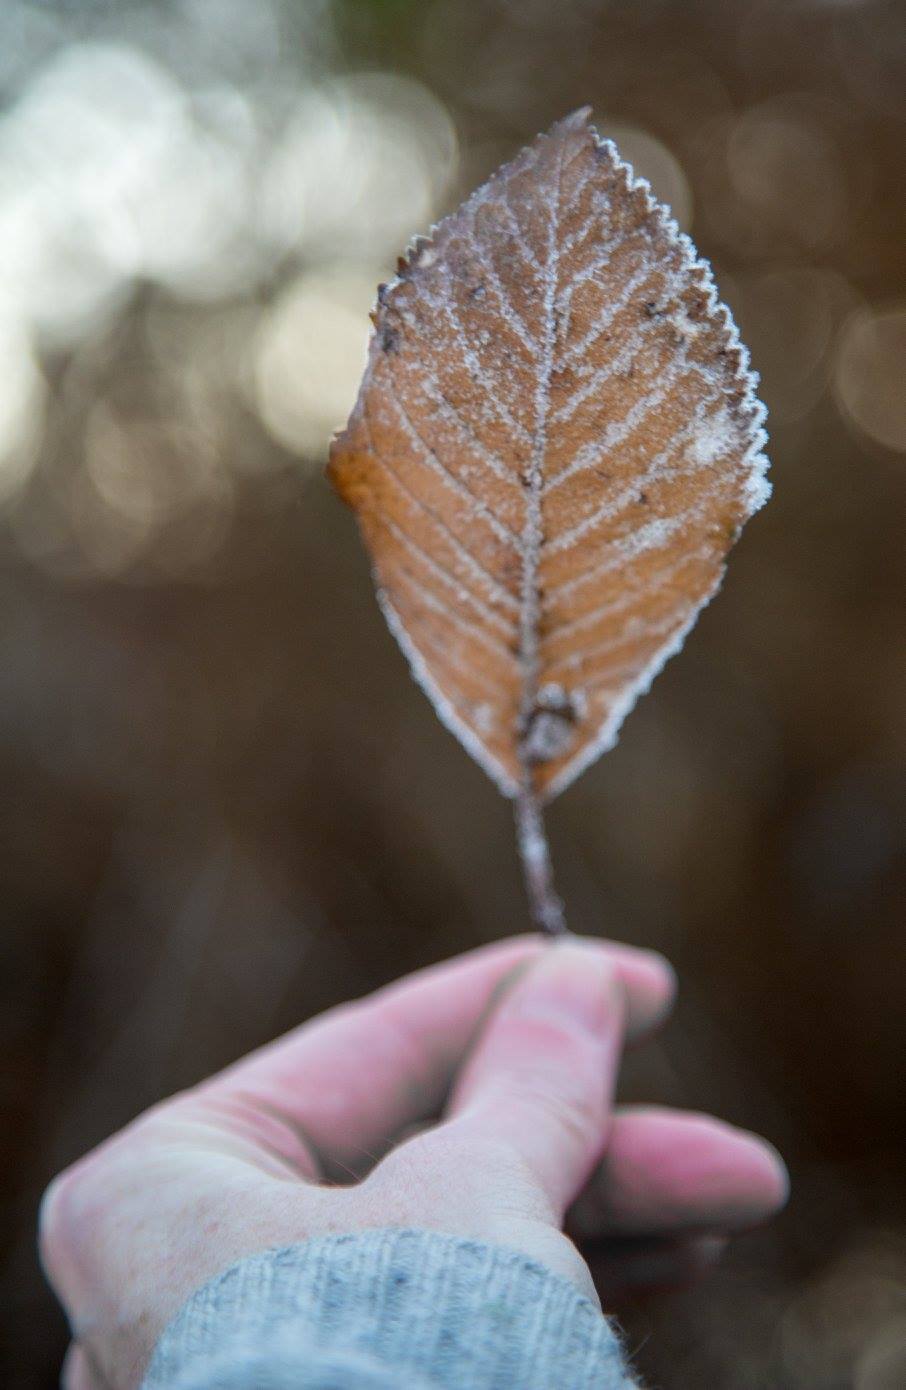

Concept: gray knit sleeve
[[141, 1228, 640, 1390]]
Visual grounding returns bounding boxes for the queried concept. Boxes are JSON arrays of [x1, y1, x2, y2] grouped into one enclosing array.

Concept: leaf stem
[[514, 781, 567, 936]]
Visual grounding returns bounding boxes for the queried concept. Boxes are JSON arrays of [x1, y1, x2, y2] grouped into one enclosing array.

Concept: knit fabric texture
[[141, 1228, 640, 1390]]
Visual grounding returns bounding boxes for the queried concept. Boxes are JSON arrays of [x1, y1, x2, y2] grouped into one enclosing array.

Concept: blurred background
[[0, 0, 904, 1384]]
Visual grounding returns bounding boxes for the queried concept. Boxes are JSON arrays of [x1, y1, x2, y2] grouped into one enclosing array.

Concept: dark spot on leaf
[[381, 324, 400, 354], [519, 686, 584, 764], [638, 491, 648, 505]]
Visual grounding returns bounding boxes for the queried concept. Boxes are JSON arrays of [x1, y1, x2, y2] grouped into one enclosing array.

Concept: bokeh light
[[728, 102, 847, 251], [260, 74, 459, 262], [253, 267, 376, 458], [0, 16, 459, 576], [0, 321, 46, 501], [834, 306, 906, 453]]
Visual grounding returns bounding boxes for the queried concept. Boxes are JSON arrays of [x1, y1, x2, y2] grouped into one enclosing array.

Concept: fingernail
[[506, 941, 622, 1034], [627, 950, 677, 1036], [640, 950, 678, 1001], [734, 1131, 791, 1211]]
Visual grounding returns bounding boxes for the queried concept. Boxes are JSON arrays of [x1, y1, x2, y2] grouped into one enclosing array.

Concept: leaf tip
[[562, 104, 594, 130]]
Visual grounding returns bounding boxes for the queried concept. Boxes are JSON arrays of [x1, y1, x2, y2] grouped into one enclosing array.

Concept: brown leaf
[[329, 109, 769, 813]]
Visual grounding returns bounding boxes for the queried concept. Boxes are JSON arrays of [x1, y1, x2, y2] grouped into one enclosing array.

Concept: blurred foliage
[[0, 0, 904, 1385]]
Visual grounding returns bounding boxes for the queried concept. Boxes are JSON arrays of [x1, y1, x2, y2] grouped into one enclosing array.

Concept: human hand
[[40, 935, 788, 1389]]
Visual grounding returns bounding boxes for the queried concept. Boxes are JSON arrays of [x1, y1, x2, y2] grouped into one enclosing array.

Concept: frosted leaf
[[329, 109, 769, 805]]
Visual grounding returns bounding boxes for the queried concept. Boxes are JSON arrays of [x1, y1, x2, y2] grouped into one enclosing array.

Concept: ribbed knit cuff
[[142, 1228, 639, 1390]]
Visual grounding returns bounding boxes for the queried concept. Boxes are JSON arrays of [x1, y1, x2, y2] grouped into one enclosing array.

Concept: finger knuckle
[[513, 1070, 600, 1146], [38, 1165, 83, 1280], [38, 1146, 116, 1289], [549, 1101, 597, 1158]]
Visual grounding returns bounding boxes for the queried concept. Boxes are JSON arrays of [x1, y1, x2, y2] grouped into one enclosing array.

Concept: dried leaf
[[329, 109, 769, 932]]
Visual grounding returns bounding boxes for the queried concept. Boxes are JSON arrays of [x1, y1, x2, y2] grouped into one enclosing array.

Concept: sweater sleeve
[[141, 1228, 641, 1390]]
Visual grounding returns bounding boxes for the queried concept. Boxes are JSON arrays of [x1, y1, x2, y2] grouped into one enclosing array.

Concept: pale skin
[[39, 935, 789, 1390]]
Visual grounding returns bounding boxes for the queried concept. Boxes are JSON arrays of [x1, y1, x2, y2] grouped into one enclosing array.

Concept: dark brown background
[[2, 1, 904, 1385]]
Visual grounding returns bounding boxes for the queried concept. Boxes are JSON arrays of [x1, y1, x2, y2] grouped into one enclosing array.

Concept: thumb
[[443, 940, 626, 1218]]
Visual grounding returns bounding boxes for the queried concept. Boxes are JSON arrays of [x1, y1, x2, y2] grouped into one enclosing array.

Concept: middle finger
[[567, 1105, 788, 1240]]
